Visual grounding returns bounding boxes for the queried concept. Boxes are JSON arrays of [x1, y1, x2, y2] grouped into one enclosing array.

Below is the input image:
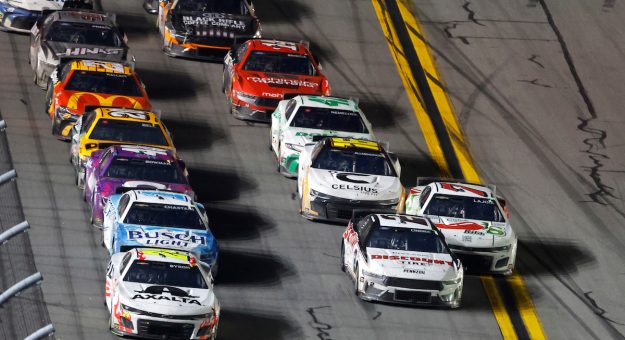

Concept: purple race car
[[84, 145, 194, 227]]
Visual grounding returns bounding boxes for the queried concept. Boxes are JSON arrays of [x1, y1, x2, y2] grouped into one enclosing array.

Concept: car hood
[[116, 225, 217, 260], [44, 41, 127, 61], [282, 127, 373, 147], [366, 248, 459, 281], [239, 70, 324, 96], [120, 281, 214, 313], [7, 0, 63, 11], [171, 11, 254, 35], [427, 216, 515, 248], [309, 168, 401, 201]]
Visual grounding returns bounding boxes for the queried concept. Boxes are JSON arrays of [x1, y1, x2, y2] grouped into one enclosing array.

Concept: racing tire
[[340, 242, 346, 272]]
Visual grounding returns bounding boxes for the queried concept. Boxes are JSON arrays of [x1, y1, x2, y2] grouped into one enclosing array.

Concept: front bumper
[[0, 5, 40, 33], [112, 312, 217, 340], [302, 196, 397, 223], [449, 245, 516, 275], [359, 277, 462, 308]]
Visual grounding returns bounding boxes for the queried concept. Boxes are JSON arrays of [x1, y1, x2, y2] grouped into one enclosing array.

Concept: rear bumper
[[163, 36, 230, 61], [450, 246, 516, 275], [302, 197, 397, 223]]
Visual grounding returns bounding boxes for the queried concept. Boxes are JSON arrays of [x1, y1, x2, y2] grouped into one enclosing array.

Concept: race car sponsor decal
[[436, 222, 506, 236], [182, 15, 246, 30], [66, 93, 142, 111], [262, 92, 282, 98], [308, 96, 350, 107], [62, 47, 123, 57], [132, 285, 201, 305], [342, 226, 358, 246], [440, 183, 487, 197], [127, 230, 207, 247], [331, 184, 378, 194], [403, 268, 426, 274], [369, 254, 453, 266], [335, 173, 375, 184], [260, 40, 298, 51], [107, 109, 150, 121], [246, 76, 318, 88]]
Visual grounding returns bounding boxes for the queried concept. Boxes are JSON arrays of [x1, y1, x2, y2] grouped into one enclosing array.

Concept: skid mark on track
[[517, 79, 552, 88], [306, 305, 333, 340], [8, 34, 86, 339], [461, 1, 485, 26], [528, 54, 545, 68], [584, 291, 625, 326]]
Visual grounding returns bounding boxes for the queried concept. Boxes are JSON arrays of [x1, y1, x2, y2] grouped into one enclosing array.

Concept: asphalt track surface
[[0, 0, 624, 339]]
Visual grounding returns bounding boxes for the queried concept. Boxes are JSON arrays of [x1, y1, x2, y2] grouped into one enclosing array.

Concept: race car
[[70, 107, 175, 190], [46, 59, 151, 139], [297, 137, 404, 222], [84, 145, 193, 228], [342, 213, 463, 307], [29, 9, 132, 89], [223, 39, 330, 122], [270, 95, 375, 178], [0, 0, 91, 33], [405, 179, 517, 275], [102, 190, 218, 275], [106, 248, 219, 339], [157, 0, 260, 60]]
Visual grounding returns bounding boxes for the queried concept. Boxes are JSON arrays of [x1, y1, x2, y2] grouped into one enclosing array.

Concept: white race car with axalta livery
[[105, 248, 219, 339], [405, 179, 517, 275], [297, 137, 404, 222], [270, 95, 374, 177], [341, 213, 463, 307]]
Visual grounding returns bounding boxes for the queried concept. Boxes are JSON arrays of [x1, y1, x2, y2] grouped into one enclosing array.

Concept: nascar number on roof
[[107, 109, 150, 121], [260, 40, 298, 51], [308, 96, 350, 107], [119, 145, 168, 156], [330, 138, 380, 151], [81, 60, 126, 74]]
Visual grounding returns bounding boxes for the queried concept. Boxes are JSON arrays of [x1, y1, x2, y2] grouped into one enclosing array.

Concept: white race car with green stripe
[[270, 95, 375, 177]]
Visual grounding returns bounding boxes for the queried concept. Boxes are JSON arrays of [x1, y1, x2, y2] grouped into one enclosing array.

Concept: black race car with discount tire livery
[[157, 0, 261, 61], [342, 213, 463, 308], [29, 9, 132, 89]]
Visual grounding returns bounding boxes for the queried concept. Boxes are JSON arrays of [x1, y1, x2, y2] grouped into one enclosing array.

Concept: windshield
[[89, 120, 169, 146], [312, 148, 394, 176], [65, 71, 142, 96], [175, 0, 245, 14], [124, 203, 204, 230], [290, 107, 368, 133], [243, 51, 315, 75], [124, 260, 207, 289], [424, 194, 505, 222], [46, 22, 121, 46], [104, 158, 187, 184], [367, 227, 447, 253]]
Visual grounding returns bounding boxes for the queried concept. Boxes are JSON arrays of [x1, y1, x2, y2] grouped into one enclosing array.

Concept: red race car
[[222, 39, 330, 122]]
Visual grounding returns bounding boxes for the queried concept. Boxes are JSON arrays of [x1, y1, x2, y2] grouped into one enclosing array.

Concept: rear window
[[46, 22, 121, 46], [89, 119, 169, 146], [104, 158, 187, 184]]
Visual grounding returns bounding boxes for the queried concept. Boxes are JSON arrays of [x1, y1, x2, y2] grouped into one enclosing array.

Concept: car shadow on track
[[517, 238, 596, 276], [216, 248, 296, 286], [162, 118, 227, 150], [395, 153, 442, 188], [138, 68, 204, 100], [205, 203, 275, 241], [217, 308, 302, 340], [253, 0, 313, 24], [188, 167, 257, 202], [116, 13, 156, 40]]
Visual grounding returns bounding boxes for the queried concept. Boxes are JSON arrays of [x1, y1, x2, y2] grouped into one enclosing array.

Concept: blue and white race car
[[0, 0, 90, 33], [102, 190, 219, 276]]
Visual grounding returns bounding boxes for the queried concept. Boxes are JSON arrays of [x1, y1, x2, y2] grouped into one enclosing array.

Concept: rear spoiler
[[115, 187, 175, 195]]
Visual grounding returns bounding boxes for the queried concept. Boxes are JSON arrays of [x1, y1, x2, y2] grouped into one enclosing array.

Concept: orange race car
[[222, 39, 330, 122], [45, 59, 151, 139]]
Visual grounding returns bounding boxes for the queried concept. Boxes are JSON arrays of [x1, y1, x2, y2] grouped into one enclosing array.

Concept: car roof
[[132, 248, 196, 264], [110, 145, 176, 160], [130, 190, 194, 206], [248, 39, 309, 55], [53, 10, 116, 25], [70, 60, 132, 75], [297, 96, 359, 111], [430, 182, 495, 199], [93, 108, 160, 124], [327, 137, 382, 152], [371, 214, 434, 230]]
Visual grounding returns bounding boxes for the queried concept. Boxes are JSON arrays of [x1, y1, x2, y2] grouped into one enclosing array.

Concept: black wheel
[[340, 242, 346, 272]]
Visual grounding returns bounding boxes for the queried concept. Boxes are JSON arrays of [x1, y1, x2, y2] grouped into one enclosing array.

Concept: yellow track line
[[371, 0, 547, 339]]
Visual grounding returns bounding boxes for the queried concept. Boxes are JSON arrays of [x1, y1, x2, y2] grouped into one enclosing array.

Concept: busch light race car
[[297, 137, 404, 222], [270, 95, 375, 178], [29, 9, 132, 88], [405, 179, 517, 275], [106, 248, 219, 339], [157, 0, 260, 60], [84, 145, 193, 228], [342, 213, 463, 307], [102, 190, 218, 276], [0, 0, 91, 33], [223, 39, 330, 122]]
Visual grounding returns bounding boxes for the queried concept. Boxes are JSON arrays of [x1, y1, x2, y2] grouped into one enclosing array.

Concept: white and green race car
[[270, 95, 374, 177]]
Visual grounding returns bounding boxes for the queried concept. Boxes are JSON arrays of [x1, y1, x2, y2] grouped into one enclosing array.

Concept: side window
[[59, 63, 72, 83], [236, 43, 249, 62], [284, 100, 297, 120], [119, 252, 132, 275], [81, 113, 97, 136], [419, 186, 431, 209], [117, 194, 130, 217], [98, 151, 112, 174]]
